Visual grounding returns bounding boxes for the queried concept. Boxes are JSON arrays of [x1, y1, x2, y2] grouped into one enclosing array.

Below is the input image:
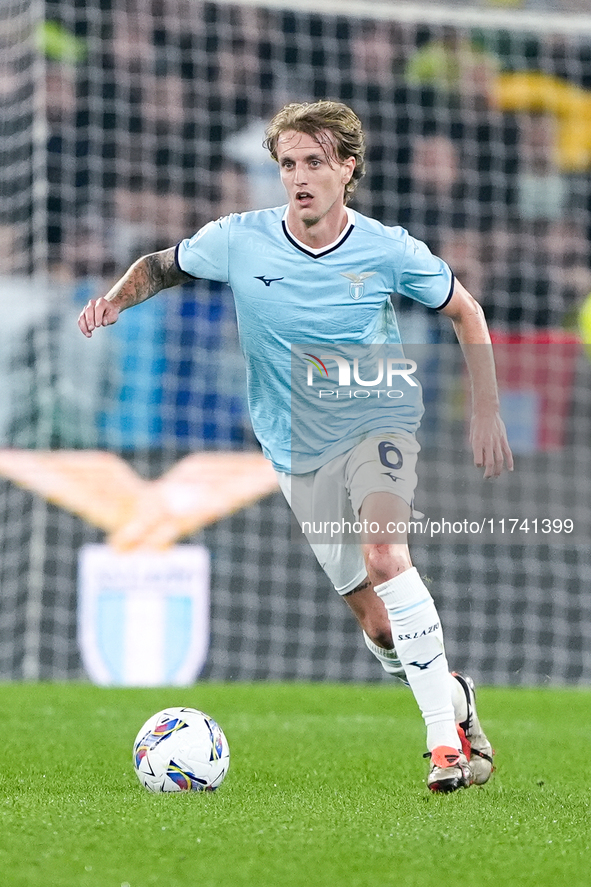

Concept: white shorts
[[277, 432, 420, 595]]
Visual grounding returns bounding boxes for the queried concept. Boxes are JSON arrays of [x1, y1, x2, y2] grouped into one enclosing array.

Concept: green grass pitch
[[0, 682, 589, 887]]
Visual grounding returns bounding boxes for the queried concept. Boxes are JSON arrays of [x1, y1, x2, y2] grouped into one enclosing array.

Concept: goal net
[[1, 0, 591, 685]]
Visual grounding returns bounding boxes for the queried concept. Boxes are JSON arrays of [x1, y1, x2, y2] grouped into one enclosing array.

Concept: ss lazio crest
[[340, 271, 376, 300]]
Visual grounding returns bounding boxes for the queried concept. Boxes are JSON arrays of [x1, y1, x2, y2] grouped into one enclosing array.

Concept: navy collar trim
[[281, 219, 355, 259]]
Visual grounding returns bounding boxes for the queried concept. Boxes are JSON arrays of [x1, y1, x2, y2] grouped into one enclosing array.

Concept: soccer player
[[78, 100, 513, 792]]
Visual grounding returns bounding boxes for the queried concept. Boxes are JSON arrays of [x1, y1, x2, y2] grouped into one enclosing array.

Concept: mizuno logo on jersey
[[339, 271, 376, 300], [255, 275, 284, 287]]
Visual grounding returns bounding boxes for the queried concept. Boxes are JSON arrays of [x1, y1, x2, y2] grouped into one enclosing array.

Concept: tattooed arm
[[78, 247, 192, 338]]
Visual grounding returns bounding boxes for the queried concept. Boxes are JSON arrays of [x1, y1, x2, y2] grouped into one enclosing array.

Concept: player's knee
[[364, 543, 410, 585]]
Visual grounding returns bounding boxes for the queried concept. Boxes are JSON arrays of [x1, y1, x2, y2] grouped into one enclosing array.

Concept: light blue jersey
[[176, 206, 453, 473]]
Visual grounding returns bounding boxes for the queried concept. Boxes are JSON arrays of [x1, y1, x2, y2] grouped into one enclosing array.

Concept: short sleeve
[[175, 215, 231, 283], [395, 229, 454, 311]]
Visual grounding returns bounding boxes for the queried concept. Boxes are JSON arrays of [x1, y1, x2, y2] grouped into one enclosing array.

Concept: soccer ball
[[133, 707, 230, 792]]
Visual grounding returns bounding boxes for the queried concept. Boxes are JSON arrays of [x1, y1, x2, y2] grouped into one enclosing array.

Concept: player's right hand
[[78, 297, 120, 337]]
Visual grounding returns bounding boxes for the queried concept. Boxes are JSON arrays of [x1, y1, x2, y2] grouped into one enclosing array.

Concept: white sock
[[375, 567, 459, 753], [364, 638, 469, 731], [362, 631, 408, 683]]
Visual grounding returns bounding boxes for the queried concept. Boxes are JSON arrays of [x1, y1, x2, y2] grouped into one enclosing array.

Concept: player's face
[[276, 130, 355, 229]]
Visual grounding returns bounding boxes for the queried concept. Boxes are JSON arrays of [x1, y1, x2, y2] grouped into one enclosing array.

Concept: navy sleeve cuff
[[174, 242, 200, 279], [435, 272, 455, 311]]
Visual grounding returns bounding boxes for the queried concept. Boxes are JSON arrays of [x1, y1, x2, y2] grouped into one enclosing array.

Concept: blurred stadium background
[[1, 0, 591, 685]]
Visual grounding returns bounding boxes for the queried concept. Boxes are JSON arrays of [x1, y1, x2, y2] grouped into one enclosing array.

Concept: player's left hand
[[470, 410, 514, 478]]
